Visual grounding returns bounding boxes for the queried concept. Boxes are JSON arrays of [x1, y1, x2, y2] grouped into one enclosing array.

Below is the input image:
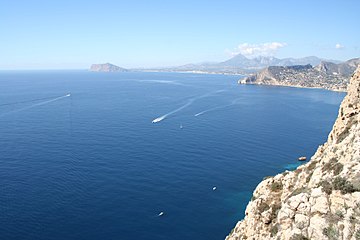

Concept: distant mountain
[[90, 63, 128, 72], [218, 54, 328, 69], [315, 58, 360, 76], [153, 54, 340, 74], [239, 58, 360, 91]]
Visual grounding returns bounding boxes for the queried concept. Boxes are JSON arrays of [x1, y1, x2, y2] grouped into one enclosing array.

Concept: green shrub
[[323, 225, 338, 240], [258, 202, 270, 213], [319, 181, 333, 195], [270, 224, 278, 237], [307, 161, 317, 171], [333, 162, 343, 175], [322, 158, 336, 172], [355, 229, 360, 240], [333, 177, 356, 194], [271, 181, 283, 192], [305, 172, 313, 183], [335, 210, 344, 219], [270, 203, 282, 220], [290, 234, 309, 240], [322, 158, 343, 175]]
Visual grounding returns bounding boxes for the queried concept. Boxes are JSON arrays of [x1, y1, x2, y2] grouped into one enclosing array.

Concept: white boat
[[212, 186, 217, 191], [152, 116, 164, 123], [158, 211, 164, 216]]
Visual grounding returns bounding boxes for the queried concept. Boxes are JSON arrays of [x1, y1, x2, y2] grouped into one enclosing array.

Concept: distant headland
[[238, 58, 360, 92], [90, 63, 128, 72]]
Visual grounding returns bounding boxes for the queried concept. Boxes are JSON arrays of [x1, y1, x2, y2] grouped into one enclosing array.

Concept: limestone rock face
[[226, 66, 360, 240]]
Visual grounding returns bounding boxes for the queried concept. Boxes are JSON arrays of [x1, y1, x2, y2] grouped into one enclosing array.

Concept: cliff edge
[[226, 66, 360, 240]]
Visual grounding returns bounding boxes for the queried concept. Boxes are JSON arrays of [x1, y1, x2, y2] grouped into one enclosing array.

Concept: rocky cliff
[[90, 63, 128, 72], [226, 66, 360, 240], [239, 59, 360, 92]]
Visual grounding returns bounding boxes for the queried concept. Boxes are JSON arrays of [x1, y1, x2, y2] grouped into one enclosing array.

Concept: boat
[[152, 117, 164, 123], [298, 156, 307, 161], [158, 212, 164, 216]]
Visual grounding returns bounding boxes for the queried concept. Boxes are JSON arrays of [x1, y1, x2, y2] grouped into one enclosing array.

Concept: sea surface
[[0, 71, 345, 240]]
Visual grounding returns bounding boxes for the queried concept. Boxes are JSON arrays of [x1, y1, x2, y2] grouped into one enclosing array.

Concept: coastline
[[238, 82, 347, 93], [226, 66, 360, 240]]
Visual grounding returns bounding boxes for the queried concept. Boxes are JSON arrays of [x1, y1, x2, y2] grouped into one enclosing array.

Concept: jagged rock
[[226, 66, 360, 240]]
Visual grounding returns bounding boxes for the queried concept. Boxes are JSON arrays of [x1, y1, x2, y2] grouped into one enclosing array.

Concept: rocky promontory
[[227, 66, 360, 240], [239, 58, 360, 92], [90, 63, 128, 72]]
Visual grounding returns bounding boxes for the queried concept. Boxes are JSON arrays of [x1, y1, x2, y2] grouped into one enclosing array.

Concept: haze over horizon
[[1, 0, 359, 70]]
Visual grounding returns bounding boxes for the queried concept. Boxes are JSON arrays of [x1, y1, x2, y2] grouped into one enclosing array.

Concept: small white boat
[[158, 211, 164, 216], [152, 116, 164, 123], [213, 186, 217, 191]]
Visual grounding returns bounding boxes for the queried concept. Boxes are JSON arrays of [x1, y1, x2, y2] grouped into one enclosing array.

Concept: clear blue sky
[[1, 0, 359, 69]]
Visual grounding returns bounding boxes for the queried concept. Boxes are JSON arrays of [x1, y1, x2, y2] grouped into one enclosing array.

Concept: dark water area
[[0, 71, 345, 240]]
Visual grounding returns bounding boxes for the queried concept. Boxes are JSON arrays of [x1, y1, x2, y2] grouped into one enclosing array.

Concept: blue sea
[[0, 71, 345, 240]]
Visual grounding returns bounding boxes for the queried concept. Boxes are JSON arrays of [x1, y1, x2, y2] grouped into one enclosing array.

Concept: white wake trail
[[152, 100, 193, 123], [194, 97, 244, 117], [151, 90, 226, 123], [0, 94, 71, 118], [194, 104, 232, 117]]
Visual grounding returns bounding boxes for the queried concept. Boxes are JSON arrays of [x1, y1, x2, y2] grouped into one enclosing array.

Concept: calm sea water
[[0, 71, 344, 240]]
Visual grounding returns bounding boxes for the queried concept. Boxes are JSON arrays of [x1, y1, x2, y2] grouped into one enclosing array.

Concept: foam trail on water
[[194, 104, 233, 117], [152, 100, 193, 123], [194, 97, 244, 117], [0, 93, 71, 118], [152, 90, 226, 123], [0, 95, 68, 107], [137, 80, 185, 86]]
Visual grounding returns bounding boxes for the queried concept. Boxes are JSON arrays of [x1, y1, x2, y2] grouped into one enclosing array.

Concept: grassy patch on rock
[[270, 181, 283, 192], [322, 224, 338, 240]]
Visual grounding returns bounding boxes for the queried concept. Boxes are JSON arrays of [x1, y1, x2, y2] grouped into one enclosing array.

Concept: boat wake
[[194, 98, 243, 117], [0, 93, 71, 118], [138, 80, 184, 86], [194, 104, 232, 117], [152, 99, 193, 123], [152, 90, 225, 123]]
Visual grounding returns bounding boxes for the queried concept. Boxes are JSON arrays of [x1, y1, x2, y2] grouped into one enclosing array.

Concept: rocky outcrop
[[90, 63, 128, 72], [227, 66, 360, 240], [239, 59, 359, 92]]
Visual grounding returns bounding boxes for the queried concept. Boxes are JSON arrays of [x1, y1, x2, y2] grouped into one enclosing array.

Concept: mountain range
[[156, 54, 341, 74]]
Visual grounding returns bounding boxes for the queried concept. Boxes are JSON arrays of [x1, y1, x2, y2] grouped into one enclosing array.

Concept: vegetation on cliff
[[227, 66, 360, 240]]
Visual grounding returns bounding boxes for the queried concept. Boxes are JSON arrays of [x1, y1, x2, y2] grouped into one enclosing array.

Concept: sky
[[0, 0, 359, 69]]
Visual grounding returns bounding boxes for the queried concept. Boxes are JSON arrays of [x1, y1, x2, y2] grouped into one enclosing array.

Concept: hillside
[[226, 66, 360, 239], [239, 58, 360, 91], [143, 55, 339, 74], [90, 63, 128, 72]]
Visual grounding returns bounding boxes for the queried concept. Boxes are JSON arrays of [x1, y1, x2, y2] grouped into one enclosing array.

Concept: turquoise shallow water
[[0, 71, 344, 240]]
